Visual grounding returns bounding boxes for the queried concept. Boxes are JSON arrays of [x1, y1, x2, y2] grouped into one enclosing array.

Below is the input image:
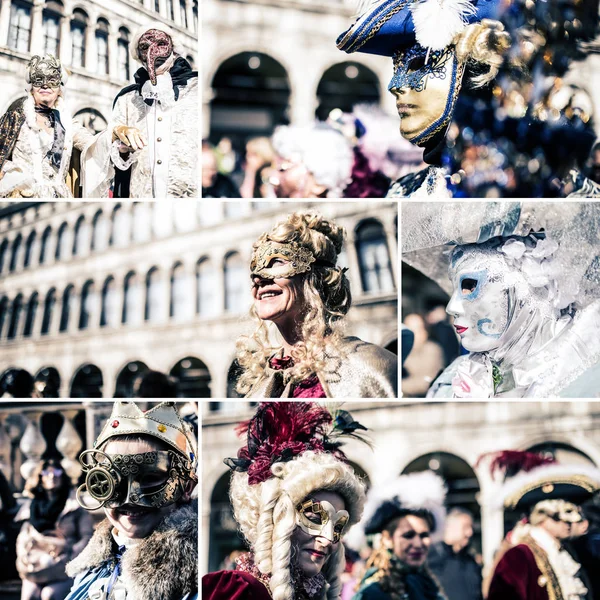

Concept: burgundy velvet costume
[[202, 571, 271, 600], [488, 544, 551, 600]]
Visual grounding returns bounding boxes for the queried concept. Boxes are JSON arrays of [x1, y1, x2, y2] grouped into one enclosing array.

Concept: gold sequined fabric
[[0, 97, 26, 172]]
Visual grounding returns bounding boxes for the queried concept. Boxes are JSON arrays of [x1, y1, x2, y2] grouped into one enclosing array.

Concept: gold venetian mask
[[296, 498, 350, 543], [250, 240, 316, 280]]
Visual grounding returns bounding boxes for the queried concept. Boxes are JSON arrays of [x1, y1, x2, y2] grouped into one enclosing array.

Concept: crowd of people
[[202, 401, 600, 600], [0, 401, 198, 600]]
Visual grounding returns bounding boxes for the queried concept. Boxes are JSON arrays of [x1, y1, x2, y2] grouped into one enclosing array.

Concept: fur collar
[[67, 500, 197, 600]]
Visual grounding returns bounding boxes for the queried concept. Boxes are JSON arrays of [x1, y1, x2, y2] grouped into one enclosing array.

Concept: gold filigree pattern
[[251, 241, 316, 279]]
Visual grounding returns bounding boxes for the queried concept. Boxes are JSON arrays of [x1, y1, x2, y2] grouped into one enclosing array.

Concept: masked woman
[[64, 401, 198, 600], [349, 471, 447, 600], [202, 401, 368, 600], [402, 202, 600, 397], [0, 55, 95, 198], [235, 211, 398, 398], [15, 458, 93, 600]]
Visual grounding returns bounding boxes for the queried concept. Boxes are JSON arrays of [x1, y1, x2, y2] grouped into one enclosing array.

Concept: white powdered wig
[[411, 0, 477, 50], [493, 463, 600, 510], [345, 470, 447, 551], [229, 451, 366, 600], [272, 124, 354, 198]]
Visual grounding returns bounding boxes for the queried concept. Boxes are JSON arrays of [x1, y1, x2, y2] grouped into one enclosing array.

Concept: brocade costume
[[488, 527, 587, 600], [0, 95, 91, 198], [246, 336, 398, 399], [82, 58, 198, 198]]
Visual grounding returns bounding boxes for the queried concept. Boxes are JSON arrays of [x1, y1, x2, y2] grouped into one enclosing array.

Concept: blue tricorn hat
[[337, 0, 503, 57]]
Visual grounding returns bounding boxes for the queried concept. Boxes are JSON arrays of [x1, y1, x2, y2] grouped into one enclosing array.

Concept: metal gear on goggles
[[76, 449, 194, 511], [296, 499, 350, 544]]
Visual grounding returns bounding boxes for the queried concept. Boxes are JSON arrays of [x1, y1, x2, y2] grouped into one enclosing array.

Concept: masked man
[[488, 460, 600, 600], [82, 23, 198, 198], [65, 401, 198, 600]]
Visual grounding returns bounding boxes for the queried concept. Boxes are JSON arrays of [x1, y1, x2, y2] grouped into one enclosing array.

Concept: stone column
[[67, 283, 81, 335], [29, 0, 45, 55], [19, 413, 47, 481], [84, 21, 96, 73], [0, 0, 13, 47], [59, 14, 71, 65], [289, 62, 319, 126], [186, 0, 194, 34], [143, 0, 153, 13], [344, 232, 363, 298], [215, 255, 225, 314]]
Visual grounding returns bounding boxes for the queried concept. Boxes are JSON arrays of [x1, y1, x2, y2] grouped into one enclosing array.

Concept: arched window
[[170, 262, 188, 320], [132, 202, 151, 243], [71, 364, 103, 397], [72, 215, 90, 256], [70, 8, 88, 68], [9, 234, 22, 272], [41, 288, 56, 335], [23, 292, 38, 337], [91, 210, 108, 252], [8, 0, 32, 52], [224, 252, 245, 313], [23, 230, 37, 269], [192, 0, 197, 32], [0, 239, 8, 273], [42, 0, 63, 56], [95, 18, 109, 76], [154, 0, 160, 13], [59, 285, 74, 332], [122, 271, 142, 325], [180, 0, 188, 29], [186, 55, 194, 69], [100, 276, 119, 327], [196, 257, 218, 317], [355, 220, 395, 293], [118, 27, 130, 81], [145, 267, 162, 322], [0, 298, 8, 338], [39, 226, 51, 264], [7, 294, 23, 339], [110, 204, 130, 247], [78, 280, 95, 330], [55, 222, 70, 261], [166, 0, 175, 20]]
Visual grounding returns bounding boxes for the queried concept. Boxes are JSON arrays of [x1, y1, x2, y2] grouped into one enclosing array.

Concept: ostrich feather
[[354, 0, 386, 18], [410, 0, 477, 50]]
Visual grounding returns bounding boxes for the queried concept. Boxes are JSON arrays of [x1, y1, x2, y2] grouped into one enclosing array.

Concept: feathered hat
[[94, 401, 197, 468], [337, 0, 503, 57], [226, 402, 369, 527], [480, 450, 600, 512], [346, 470, 447, 550]]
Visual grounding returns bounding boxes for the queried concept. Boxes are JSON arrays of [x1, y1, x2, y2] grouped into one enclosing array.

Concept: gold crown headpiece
[[94, 401, 197, 467]]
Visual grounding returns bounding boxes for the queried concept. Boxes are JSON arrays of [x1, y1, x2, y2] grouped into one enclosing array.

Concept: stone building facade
[[0, 0, 198, 129], [202, 400, 600, 575], [0, 200, 398, 397]]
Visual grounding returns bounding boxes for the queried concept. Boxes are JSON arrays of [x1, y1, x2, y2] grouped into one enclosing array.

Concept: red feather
[[477, 450, 556, 478]]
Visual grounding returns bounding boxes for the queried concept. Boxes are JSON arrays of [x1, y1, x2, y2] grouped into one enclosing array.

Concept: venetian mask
[[138, 29, 174, 85], [388, 43, 465, 146], [446, 245, 513, 353], [76, 449, 193, 510], [296, 499, 350, 543], [533, 499, 582, 524], [27, 55, 62, 89], [250, 240, 316, 280]]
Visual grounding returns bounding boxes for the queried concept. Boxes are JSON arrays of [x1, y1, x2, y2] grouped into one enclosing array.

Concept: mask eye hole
[[407, 55, 425, 73], [461, 278, 478, 295]]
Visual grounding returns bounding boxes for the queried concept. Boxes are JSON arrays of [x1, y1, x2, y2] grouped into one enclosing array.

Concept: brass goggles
[[76, 449, 194, 511], [296, 499, 349, 544]]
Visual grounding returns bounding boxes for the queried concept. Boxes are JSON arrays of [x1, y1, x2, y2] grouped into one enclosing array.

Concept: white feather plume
[[353, 0, 386, 18], [344, 471, 447, 551], [410, 0, 477, 50]]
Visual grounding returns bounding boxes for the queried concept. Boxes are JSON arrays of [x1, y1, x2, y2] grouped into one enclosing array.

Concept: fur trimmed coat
[[64, 501, 197, 600]]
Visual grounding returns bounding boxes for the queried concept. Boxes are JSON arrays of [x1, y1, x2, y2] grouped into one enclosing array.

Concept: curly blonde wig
[[453, 19, 512, 88], [229, 450, 366, 600], [236, 212, 352, 395]]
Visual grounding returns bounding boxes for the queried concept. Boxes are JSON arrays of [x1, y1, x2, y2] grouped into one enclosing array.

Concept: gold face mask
[[250, 241, 317, 280], [296, 499, 350, 544]]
